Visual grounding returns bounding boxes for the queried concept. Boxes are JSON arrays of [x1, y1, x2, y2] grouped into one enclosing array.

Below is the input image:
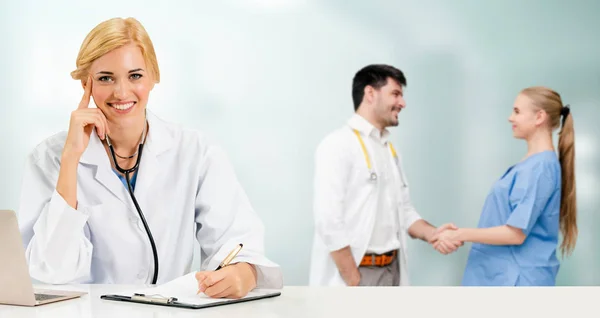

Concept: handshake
[[428, 223, 463, 255]]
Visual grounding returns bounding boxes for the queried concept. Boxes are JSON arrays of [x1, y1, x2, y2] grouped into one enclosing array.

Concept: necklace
[[105, 117, 147, 160]]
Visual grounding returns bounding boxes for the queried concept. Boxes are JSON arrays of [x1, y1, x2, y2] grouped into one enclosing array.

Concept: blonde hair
[[521, 86, 577, 257], [70, 17, 160, 83]]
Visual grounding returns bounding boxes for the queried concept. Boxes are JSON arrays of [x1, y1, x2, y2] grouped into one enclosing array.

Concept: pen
[[197, 244, 244, 295], [216, 243, 243, 270]]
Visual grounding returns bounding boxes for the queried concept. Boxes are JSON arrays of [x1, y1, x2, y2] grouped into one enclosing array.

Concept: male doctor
[[309, 64, 461, 286]]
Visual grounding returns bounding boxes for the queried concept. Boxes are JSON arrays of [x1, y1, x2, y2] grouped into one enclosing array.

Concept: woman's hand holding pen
[[195, 262, 257, 299]]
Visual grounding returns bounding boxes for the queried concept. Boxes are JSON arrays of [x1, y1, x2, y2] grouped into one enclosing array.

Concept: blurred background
[[1, 0, 598, 285]]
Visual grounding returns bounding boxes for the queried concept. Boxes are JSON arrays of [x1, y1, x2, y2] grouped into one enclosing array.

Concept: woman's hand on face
[[62, 76, 110, 160]]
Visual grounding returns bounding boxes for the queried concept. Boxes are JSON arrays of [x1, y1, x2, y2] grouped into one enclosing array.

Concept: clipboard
[[99, 272, 281, 310], [100, 290, 281, 309]]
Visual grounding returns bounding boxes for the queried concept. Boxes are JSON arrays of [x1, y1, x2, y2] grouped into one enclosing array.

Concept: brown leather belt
[[360, 250, 397, 267]]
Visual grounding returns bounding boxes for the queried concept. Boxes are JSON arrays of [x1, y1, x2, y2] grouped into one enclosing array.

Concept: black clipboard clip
[[131, 293, 178, 304]]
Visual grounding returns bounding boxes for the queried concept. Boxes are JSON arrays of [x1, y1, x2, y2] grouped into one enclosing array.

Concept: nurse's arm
[[452, 225, 526, 245]]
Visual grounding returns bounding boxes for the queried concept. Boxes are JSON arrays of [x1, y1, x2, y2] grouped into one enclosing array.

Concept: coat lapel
[[78, 110, 174, 210], [131, 111, 174, 205], [79, 131, 130, 207]]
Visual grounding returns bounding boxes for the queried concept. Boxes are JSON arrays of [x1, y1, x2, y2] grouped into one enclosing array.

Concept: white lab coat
[[309, 115, 422, 286], [17, 110, 283, 288]]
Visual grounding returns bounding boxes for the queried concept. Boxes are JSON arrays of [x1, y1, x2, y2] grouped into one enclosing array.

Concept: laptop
[[0, 210, 87, 306]]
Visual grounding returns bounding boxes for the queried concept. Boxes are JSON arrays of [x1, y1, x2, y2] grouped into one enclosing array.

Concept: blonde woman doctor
[[17, 17, 282, 299]]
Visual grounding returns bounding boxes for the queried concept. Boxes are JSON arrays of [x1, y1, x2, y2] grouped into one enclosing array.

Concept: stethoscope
[[105, 115, 159, 285], [352, 129, 406, 187]]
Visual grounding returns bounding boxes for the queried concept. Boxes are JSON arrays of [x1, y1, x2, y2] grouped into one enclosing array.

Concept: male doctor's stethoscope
[[352, 129, 407, 187], [105, 113, 159, 284]]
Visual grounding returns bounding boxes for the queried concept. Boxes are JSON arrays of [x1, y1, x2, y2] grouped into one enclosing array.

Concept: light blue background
[[1, 0, 598, 285]]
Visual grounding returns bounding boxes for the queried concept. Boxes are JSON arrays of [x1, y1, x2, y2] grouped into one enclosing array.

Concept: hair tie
[[561, 104, 570, 126], [561, 104, 570, 117]]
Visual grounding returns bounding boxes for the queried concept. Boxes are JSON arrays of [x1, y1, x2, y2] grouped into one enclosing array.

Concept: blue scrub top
[[462, 150, 562, 286], [114, 170, 137, 191]]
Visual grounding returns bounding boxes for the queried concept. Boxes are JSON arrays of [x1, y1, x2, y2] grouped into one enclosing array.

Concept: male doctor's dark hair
[[352, 64, 407, 111]]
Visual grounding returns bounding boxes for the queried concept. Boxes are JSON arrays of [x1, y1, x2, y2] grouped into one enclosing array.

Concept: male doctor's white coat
[[309, 114, 422, 286], [17, 110, 282, 287]]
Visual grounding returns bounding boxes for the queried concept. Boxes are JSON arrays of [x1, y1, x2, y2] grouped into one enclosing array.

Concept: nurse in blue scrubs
[[432, 86, 578, 286]]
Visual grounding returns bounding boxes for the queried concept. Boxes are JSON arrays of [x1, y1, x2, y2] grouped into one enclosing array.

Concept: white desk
[[0, 284, 597, 317]]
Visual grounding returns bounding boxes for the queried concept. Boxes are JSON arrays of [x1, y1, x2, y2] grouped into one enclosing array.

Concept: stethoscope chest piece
[[369, 171, 378, 182]]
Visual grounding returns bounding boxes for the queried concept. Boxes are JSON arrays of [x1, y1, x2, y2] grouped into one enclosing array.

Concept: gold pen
[[215, 243, 243, 271], [197, 244, 244, 295]]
